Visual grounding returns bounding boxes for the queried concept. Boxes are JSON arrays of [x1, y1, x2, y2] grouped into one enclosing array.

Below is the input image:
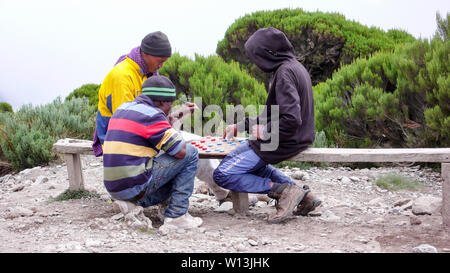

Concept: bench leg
[[65, 154, 85, 191], [232, 191, 249, 213], [442, 163, 450, 230]]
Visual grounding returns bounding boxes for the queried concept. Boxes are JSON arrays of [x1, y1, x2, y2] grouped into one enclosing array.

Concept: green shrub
[[0, 102, 13, 113], [0, 97, 96, 171], [314, 33, 449, 148], [160, 53, 267, 132], [65, 83, 100, 108], [375, 173, 421, 191], [217, 8, 415, 87], [161, 53, 267, 107]]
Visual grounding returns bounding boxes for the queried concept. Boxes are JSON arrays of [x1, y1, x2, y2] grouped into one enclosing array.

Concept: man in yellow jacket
[[93, 31, 172, 156]]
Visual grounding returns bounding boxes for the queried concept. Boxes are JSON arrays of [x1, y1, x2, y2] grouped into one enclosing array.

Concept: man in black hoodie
[[213, 27, 321, 224]]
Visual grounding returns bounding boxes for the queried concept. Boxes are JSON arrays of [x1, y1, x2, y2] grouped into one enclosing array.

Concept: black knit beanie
[[141, 31, 172, 57], [141, 75, 176, 102]]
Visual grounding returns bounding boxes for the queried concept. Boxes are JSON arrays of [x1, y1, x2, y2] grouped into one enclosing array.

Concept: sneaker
[[112, 200, 137, 215], [160, 212, 203, 230], [267, 184, 307, 224]]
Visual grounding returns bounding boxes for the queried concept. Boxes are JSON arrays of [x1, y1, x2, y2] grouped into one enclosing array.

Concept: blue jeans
[[213, 143, 294, 193], [137, 144, 199, 218]]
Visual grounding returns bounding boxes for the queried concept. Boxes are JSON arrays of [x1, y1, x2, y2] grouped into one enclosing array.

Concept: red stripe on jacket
[[108, 118, 171, 139]]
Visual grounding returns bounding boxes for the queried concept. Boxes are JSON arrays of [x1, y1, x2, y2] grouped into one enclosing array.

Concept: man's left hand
[[251, 124, 265, 140]]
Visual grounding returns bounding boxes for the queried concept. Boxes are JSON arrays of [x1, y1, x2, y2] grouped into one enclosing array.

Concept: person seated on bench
[[103, 75, 202, 230], [94, 31, 172, 156], [213, 27, 321, 224]]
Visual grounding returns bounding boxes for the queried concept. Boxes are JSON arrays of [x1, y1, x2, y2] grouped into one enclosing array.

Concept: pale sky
[[0, 0, 449, 111]]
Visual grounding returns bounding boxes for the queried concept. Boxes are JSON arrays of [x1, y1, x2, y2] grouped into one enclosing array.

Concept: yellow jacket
[[96, 57, 148, 143]]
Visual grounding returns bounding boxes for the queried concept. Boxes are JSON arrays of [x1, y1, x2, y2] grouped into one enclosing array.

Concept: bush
[[65, 83, 100, 108], [0, 97, 96, 171], [217, 8, 415, 87], [159, 53, 267, 132], [161, 53, 267, 107], [0, 102, 13, 113], [314, 34, 449, 148]]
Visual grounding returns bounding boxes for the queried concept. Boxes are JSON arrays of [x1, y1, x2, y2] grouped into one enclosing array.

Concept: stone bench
[[52, 138, 450, 228]]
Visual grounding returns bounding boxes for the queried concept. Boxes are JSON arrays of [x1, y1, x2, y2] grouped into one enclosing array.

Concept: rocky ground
[[0, 154, 449, 253]]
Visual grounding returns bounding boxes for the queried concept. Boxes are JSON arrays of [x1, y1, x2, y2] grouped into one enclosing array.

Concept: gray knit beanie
[[141, 31, 172, 57], [141, 75, 176, 102]]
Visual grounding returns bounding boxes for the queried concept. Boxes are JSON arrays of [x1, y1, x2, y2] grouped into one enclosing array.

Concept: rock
[[12, 185, 25, 192], [255, 201, 267, 208], [368, 197, 384, 207], [249, 196, 259, 206], [214, 201, 233, 212], [412, 244, 438, 253], [412, 196, 441, 216], [409, 216, 422, 225], [19, 168, 32, 176], [0, 174, 12, 184], [319, 210, 341, 222], [291, 171, 308, 180], [35, 176, 49, 184], [85, 238, 102, 248], [124, 207, 153, 231], [111, 213, 124, 221], [5, 206, 35, 218], [56, 241, 85, 253], [291, 244, 307, 252], [349, 176, 360, 182], [340, 176, 351, 184], [394, 199, 411, 207], [248, 239, 258, 246]]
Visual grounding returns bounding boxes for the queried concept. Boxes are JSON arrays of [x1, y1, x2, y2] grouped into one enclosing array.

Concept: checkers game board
[[190, 136, 248, 158]]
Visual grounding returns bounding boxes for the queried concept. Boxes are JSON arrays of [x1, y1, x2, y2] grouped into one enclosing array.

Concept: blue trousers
[[213, 142, 294, 193], [137, 144, 199, 218]]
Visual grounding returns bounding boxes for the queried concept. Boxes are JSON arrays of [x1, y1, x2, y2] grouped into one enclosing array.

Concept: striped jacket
[[103, 95, 183, 200]]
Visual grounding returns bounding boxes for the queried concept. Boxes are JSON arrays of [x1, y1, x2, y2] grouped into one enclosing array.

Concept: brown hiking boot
[[267, 184, 307, 224], [294, 185, 322, 216]]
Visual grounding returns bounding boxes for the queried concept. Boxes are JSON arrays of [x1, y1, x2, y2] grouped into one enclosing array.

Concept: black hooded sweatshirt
[[237, 27, 315, 164]]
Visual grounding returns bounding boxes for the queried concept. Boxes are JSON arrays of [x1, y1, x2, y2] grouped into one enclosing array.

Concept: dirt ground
[[0, 154, 449, 253]]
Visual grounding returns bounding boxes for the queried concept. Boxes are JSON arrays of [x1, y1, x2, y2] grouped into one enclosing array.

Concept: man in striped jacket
[[103, 75, 202, 230]]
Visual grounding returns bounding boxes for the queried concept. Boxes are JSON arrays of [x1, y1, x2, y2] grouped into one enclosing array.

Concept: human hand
[[223, 124, 237, 139], [171, 102, 199, 120], [251, 124, 265, 140]]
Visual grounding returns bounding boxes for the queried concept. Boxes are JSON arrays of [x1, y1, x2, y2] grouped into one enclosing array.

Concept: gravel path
[[0, 154, 448, 253]]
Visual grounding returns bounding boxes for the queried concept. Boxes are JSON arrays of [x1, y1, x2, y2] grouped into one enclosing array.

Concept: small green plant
[[140, 228, 154, 234], [50, 189, 100, 202], [375, 173, 422, 191]]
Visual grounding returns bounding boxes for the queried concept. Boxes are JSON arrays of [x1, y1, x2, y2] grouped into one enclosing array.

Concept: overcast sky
[[0, 0, 448, 111]]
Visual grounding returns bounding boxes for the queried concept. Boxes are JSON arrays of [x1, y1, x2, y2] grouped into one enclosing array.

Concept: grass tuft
[[50, 189, 100, 202], [375, 173, 422, 191]]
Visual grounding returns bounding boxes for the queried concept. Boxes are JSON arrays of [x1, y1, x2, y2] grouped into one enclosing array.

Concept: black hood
[[244, 27, 296, 73]]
